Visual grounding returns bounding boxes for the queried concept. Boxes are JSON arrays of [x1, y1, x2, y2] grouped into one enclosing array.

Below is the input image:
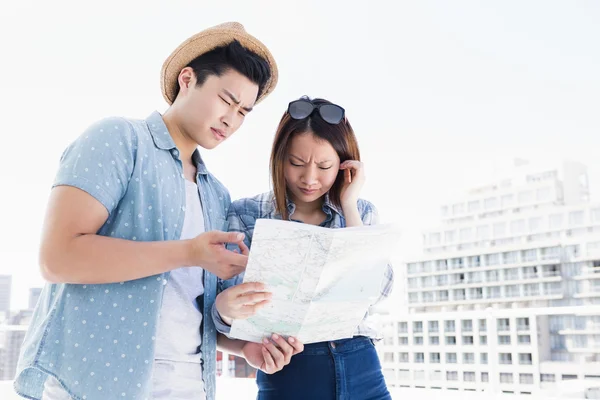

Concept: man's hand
[[187, 231, 249, 280], [242, 334, 304, 374]]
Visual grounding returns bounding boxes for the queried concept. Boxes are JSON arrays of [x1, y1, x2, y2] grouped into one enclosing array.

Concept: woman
[[213, 96, 393, 399]]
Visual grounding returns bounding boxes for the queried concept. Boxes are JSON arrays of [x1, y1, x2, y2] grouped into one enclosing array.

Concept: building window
[[486, 253, 501, 266], [463, 353, 475, 364], [430, 352, 441, 363], [399, 352, 409, 363], [413, 321, 423, 333], [480, 353, 488, 364], [445, 320, 456, 332], [444, 230, 456, 243], [541, 374, 556, 382], [438, 290, 449, 301], [505, 285, 520, 297], [517, 318, 530, 331], [520, 373, 534, 384], [422, 291, 434, 303], [499, 353, 512, 365], [454, 288, 466, 300], [469, 256, 481, 267], [500, 373, 514, 384], [447, 371, 458, 381], [446, 353, 457, 364], [452, 203, 465, 215], [481, 372, 489, 382], [463, 336, 474, 345], [462, 320, 473, 332], [384, 352, 394, 363], [480, 335, 488, 345], [504, 269, 519, 280], [468, 201, 480, 213], [446, 336, 456, 345], [522, 249, 537, 262], [479, 319, 487, 332], [499, 335, 511, 345], [518, 335, 531, 345], [519, 353, 533, 365], [414, 352, 424, 363], [484, 197, 499, 210], [497, 318, 510, 331], [464, 371, 476, 382], [564, 245, 580, 258], [430, 336, 440, 345], [541, 246, 561, 260], [414, 336, 424, 346], [550, 334, 565, 350], [408, 293, 419, 304], [503, 251, 519, 264]]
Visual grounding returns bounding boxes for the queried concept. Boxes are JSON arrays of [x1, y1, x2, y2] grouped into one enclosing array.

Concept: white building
[[378, 160, 600, 396], [0, 275, 11, 314], [0, 310, 32, 381]]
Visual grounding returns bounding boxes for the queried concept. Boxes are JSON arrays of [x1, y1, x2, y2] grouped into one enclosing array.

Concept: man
[[15, 22, 302, 400]]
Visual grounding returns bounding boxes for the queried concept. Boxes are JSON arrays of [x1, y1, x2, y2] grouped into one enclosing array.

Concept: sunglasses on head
[[287, 98, 345, 125]]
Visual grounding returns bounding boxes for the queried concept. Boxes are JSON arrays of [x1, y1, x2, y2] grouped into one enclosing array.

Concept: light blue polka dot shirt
[[14, 111, 229, 400]]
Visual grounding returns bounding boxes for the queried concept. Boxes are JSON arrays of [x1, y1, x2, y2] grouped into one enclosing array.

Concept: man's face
[[175, 68, 259, 149]]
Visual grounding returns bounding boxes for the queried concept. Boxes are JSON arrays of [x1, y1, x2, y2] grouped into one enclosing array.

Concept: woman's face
[[283, 132, 341, 206]]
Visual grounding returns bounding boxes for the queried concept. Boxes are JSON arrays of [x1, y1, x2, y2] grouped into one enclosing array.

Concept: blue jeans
[[256, 336, 391, 400]]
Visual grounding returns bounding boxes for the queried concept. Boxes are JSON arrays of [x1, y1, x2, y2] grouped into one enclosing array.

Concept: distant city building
[[0, 310, 32, 381], [0, 275, 11, 314], [28, 288, 42, 310], [378, 161, 600, 395]]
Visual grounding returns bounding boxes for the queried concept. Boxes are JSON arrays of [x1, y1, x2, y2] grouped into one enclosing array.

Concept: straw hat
[[160, 22, 278, 105]]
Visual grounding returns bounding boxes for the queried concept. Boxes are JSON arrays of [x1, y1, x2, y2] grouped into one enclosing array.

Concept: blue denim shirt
[[15, 111, 229, 400], [212, 191, 394, 340]]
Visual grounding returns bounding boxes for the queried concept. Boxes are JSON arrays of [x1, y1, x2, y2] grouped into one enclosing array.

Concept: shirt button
[[171, 149, 179, 157], [330, 342, 336, 349], [181, 206, 186, 211], [180, 173, 185, 179]]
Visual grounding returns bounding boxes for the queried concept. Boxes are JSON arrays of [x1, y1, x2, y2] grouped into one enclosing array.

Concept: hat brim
[[160, 27, 278, 105]]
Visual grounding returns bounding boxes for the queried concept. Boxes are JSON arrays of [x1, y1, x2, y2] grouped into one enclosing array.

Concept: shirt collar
[[284, 193, 343, 219], [145, 111, 208, 175]]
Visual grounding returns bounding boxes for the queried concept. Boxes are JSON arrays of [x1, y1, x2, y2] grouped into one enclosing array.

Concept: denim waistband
[[300, 336, 374, 356]]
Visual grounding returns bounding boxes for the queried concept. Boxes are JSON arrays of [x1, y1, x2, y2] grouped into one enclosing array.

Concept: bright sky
[[1, 0, 599, 310]]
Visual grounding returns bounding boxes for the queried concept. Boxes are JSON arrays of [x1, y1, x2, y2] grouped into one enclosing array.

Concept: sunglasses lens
[[319, 104, 344, 124], [289, 100, 314, 119]]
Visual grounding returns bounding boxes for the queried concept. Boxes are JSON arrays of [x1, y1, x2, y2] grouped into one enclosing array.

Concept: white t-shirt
[[152, 179, 207, 399]]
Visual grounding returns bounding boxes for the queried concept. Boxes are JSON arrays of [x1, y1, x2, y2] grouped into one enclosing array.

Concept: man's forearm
[[41, 234, 192, 284]]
